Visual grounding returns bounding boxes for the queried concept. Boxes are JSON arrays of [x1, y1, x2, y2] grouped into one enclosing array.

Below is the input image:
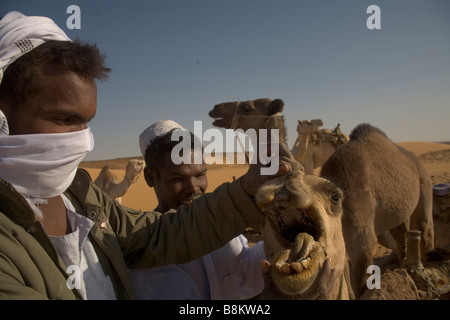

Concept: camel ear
[[268, 99, 284, 115], [144, 167, 156, 188]]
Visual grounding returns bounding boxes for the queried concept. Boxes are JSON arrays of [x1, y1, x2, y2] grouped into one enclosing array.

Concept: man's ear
[[144, 166, 156, 188]]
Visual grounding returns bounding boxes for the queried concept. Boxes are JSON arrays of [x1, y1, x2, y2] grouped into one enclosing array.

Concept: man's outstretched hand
[[240, 142, 303, 197]]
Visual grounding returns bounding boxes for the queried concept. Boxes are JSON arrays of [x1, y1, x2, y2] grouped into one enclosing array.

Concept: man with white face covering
[[0, 11, 296, 299]]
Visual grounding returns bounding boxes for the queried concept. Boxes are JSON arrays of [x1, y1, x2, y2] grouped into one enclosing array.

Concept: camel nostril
[[275, 189, 290, 203]]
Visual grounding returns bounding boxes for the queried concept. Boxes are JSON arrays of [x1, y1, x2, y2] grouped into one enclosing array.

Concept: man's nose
[[184, 178, 200, 193]]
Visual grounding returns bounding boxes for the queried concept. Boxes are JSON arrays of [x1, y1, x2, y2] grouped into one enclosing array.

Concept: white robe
[[128, 235, 265, 300]]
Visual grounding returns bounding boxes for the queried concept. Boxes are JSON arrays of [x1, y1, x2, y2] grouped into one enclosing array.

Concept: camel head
[[209, 101, 239, 129], [255, 162, 348, 299], [125, 159, 144, 183], [296, 119, 324, 135], [209, 98, 284, 131]]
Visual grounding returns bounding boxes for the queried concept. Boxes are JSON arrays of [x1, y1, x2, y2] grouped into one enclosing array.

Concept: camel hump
[[349, 123, 388, 141]]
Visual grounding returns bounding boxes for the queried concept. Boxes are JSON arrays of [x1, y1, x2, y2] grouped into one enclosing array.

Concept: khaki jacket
[[0, 169, 263, 300]]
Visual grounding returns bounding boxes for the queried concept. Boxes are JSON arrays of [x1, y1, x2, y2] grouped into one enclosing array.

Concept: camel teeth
[[300, 258, 310, 269], [290, 262, 303, 273], [280, 263, 293, 275]]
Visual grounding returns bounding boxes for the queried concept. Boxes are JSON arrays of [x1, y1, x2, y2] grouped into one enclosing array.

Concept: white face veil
[[0, 12, 94, 219], [0, 127, 95, 197]]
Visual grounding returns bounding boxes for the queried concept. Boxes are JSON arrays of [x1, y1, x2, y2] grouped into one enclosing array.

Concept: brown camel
[[209, 98, 286, 142], [209, 99, 348, 173], [320, 123, 435, 298], [291, 120, 349, 175], [94, 159, 144, 203], [254, 161, 352, 300]]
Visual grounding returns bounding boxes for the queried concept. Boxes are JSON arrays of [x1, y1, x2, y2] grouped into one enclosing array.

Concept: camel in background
[[291, 120, 349, 175], [320, 123, 434, 298], [94, 159, 144, 203], [209, 98, 286, 164], [209, 99, 347, 174]]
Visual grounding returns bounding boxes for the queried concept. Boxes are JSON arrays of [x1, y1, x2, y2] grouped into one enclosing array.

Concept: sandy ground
[[81, 141, 450, 212]]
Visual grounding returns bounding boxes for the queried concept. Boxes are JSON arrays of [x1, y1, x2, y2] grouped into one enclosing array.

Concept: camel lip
[[208, 108, 223, 119], [211, 118, 228, 128], [270, 237, 326, 296]]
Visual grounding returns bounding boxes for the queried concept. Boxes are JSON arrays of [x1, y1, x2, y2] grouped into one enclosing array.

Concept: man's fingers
[[316, 258, 338, 300], [260, 260, 271, 274]]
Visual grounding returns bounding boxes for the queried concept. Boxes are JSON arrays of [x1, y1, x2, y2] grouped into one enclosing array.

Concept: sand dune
[[81, 141, 450, 212]]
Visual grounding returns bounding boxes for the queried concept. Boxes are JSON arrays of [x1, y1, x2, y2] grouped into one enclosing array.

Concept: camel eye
[[330, 192, 341, 205]]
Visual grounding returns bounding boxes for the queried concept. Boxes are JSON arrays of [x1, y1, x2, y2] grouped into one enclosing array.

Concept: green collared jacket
[[0, 169, 263, 300]]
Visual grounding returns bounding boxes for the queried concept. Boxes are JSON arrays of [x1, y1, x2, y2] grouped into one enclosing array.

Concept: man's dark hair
[[144, 130, 201, 177], [0, 40, 110, 108]]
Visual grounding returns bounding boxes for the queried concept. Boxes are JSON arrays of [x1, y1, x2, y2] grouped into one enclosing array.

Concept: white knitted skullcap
[[139, 120, 185, 156]]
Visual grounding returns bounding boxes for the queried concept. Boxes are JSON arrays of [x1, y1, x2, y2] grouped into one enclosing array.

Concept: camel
[[209, 98, 286, 154], [93, 159, 144, 203], [291, 120, 349, 175], [209, 98, 285, 142], [320, 123, 435, 298], [254, 160, 352, 300], [209, 99, 348, 173]]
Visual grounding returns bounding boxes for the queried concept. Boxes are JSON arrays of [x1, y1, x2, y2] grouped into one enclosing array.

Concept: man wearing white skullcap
[[0, 12, 295, 300], [129, 120, 266, 299]]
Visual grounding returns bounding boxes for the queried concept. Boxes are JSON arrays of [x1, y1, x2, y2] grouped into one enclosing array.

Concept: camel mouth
[[266, 207, 327, 296], [210, 116, 231, 128], [209, 107, 233, 128], [268, 206, 326, 248], [211, 117, 225, 127], [277, 208, 322, 244]]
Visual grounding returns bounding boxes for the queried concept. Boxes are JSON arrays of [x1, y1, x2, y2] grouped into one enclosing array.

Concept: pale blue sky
[[2, 0, 449, 161]]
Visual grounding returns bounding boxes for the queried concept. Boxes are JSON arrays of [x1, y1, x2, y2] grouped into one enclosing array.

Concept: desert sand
[[80, 141, 450, 213]]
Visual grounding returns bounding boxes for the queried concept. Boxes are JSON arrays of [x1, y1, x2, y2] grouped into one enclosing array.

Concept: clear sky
[[2, 0, 449, 161]]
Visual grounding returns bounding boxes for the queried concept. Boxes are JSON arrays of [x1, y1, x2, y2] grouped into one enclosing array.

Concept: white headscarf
[[0, 11, 71, 85]]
